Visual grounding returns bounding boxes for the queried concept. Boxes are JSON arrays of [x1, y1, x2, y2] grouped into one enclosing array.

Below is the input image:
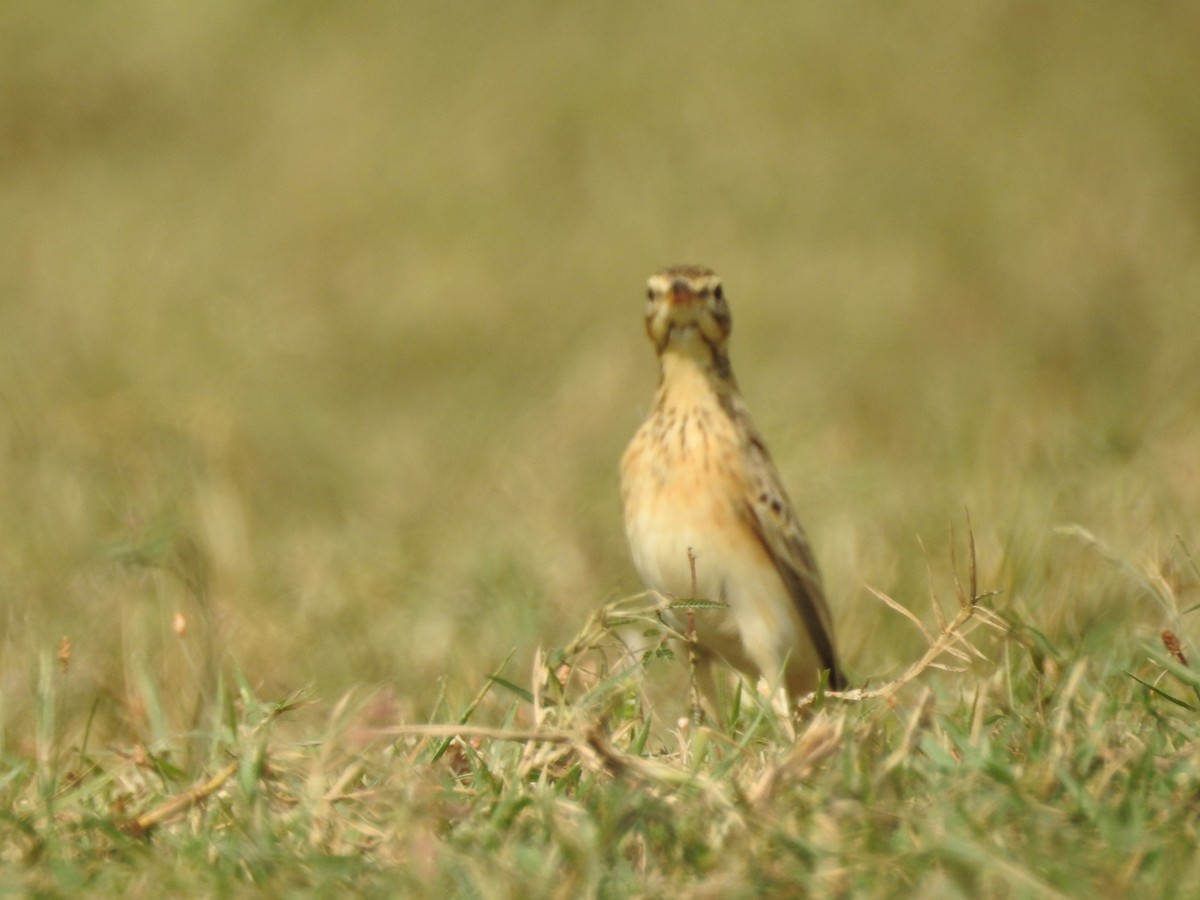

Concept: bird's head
[[643, 265, 731, 359]]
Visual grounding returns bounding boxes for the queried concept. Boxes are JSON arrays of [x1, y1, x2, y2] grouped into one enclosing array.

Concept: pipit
[[620, 265, 844, 712]]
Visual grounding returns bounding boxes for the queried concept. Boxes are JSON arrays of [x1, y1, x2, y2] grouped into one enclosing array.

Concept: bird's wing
[[739, 426, 844, 689]]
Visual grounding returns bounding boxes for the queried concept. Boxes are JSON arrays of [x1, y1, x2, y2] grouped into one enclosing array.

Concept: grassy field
[[2, 2, 1199, 895]]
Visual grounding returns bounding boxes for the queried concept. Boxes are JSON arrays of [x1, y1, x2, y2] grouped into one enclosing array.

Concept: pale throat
[[657, 329, 729, 397]]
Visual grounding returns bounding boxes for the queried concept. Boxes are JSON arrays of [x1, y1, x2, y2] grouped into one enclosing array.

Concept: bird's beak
[[666, 278, 695, 306]]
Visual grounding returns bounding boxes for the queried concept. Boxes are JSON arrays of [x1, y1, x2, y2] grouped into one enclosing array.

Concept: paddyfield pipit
[[621, 265, 844, 711]]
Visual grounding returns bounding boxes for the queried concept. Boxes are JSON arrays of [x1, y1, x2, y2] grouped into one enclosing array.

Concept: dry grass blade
[[122, 761, 239, 836], [746, 711, 845, 807], [376, 723, 575, 743], [800, 599, 982, 707], [918, 535, 948, 633], [866, 584, 935, 644], [881, 687, 934, 776], [1057, 525, 1165, 605], [803, 521, 1002, 708]]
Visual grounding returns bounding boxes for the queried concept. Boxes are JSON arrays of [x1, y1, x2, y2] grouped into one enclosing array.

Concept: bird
[[620, 264, 844, 715]]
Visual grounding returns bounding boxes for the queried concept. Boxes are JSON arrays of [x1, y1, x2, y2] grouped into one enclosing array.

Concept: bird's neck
[[656, 340, 736, 410]]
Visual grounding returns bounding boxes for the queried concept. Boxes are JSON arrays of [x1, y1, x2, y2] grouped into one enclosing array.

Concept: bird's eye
[[713, 285, 724, 302], [646, 288, 655, 301]]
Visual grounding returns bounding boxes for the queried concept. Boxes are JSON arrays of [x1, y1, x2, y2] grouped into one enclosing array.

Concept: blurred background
[[2, 2, 1198, 744]]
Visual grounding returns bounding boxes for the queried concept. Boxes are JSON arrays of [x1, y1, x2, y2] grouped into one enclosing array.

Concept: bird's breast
[[621, 384, 759, 603]]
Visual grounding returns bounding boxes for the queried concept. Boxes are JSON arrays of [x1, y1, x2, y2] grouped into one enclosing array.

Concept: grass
[[2, 0, 1200, 895], [7, 558, 1200, 897]]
